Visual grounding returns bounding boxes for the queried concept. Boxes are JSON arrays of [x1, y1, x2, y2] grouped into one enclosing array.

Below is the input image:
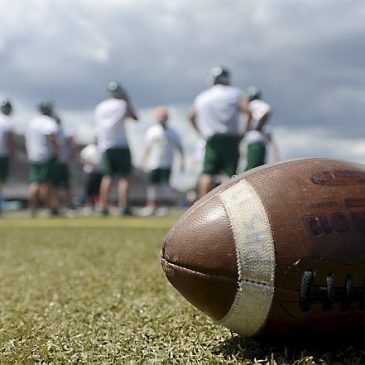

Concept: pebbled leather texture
[[162, 194, 238, 320]]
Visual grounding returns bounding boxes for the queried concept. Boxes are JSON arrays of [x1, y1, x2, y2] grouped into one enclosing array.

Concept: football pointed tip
[[161, 195, 239, 320]]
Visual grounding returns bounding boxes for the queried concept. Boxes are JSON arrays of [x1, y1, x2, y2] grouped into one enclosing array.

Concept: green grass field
[[0, 211, 364, 364]]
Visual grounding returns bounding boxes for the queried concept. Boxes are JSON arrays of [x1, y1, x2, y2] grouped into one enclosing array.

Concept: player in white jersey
[[188, 66, 251, 198], [139, 106, 184, 216], [0, 100, 16, 216], [95, 81, 139, 216], [243, 87, 280, 170], [25, 102, 60, 217]]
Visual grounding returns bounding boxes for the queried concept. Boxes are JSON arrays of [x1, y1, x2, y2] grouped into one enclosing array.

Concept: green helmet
[[38, 101, 54, 116], [208, 66, 230, 86], [108, 81, 126, 99], [0, 99, 13, 115], [245, 86, 262, 101]]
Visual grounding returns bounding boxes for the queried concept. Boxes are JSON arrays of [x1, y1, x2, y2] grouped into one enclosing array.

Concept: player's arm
[[139, 132, 154, 171], [256, 108, 272, 131], [126, 103, 139, 121], [239, 98, 252, 132], [122, 92, 138, 121], [139, 145, 152, 171], [188, 106, 202, 137]]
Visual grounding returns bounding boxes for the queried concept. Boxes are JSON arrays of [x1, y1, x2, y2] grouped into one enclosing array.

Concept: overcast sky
[[1, 0, 365, 186]]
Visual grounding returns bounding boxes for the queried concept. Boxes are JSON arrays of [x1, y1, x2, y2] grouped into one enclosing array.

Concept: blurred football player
[[139, 106, 184, 216], [95, 81, 139, 216], [25, 102, 60, 217], [188, 66, 251, 198], [243, 87, 280, 170]]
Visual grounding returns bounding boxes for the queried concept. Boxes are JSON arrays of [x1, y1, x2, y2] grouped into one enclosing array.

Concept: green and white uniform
[[244, 99, 271, 171], [193, 85, 243, 176], [25, 115, 58, 183], [144, 123, 182, 203], [95, 98, 132, 177], [144, 124, 181, 183]]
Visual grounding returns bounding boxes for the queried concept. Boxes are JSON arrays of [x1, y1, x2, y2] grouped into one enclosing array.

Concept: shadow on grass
[[214, 334, 365, 364]]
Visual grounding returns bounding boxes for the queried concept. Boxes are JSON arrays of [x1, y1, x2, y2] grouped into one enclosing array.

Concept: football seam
[[161, 257, 237, 283], [161, 257, 273, 289]]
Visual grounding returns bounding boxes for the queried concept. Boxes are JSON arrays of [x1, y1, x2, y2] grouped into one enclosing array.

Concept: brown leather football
[[161, 158, 365, 337]]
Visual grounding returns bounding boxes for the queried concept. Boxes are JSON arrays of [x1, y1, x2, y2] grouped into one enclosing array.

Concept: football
[[161, 158, 365, 337]]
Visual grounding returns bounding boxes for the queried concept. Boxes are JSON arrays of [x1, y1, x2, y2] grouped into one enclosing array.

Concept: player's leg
[[156, 168, 172, 216], [99, 149, 114, 215], [117, 176, 132, 215], [245, 142, 266, 171], [99, 176, 112, 215], [221, 135, 240, 177], [142, 184, 158, 216], [47, 158, 60, 216], [47, 184, 60, 216], [28, 183, 38, 208], [197, 175, 215, 199], [88, 173, 102, 209], [146, 184, 158, 209], [115, 148, 133, 216], [28, 163, 42, 216], [140, 169, 162, 216], [197, 137, 219, 199]]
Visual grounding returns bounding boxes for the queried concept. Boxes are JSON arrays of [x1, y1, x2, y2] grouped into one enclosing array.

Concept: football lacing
[[299, 270, 365, 312]]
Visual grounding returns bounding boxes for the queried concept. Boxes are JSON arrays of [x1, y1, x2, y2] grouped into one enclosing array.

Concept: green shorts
[[53, 163, 70, 188], [149, 168, 171, 184], [29, 157, 57, 184], [0, 156, 10, 182], [202, 134, 240, 176], [245, 142, 266, 171], [102, 147, 132, 177]]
